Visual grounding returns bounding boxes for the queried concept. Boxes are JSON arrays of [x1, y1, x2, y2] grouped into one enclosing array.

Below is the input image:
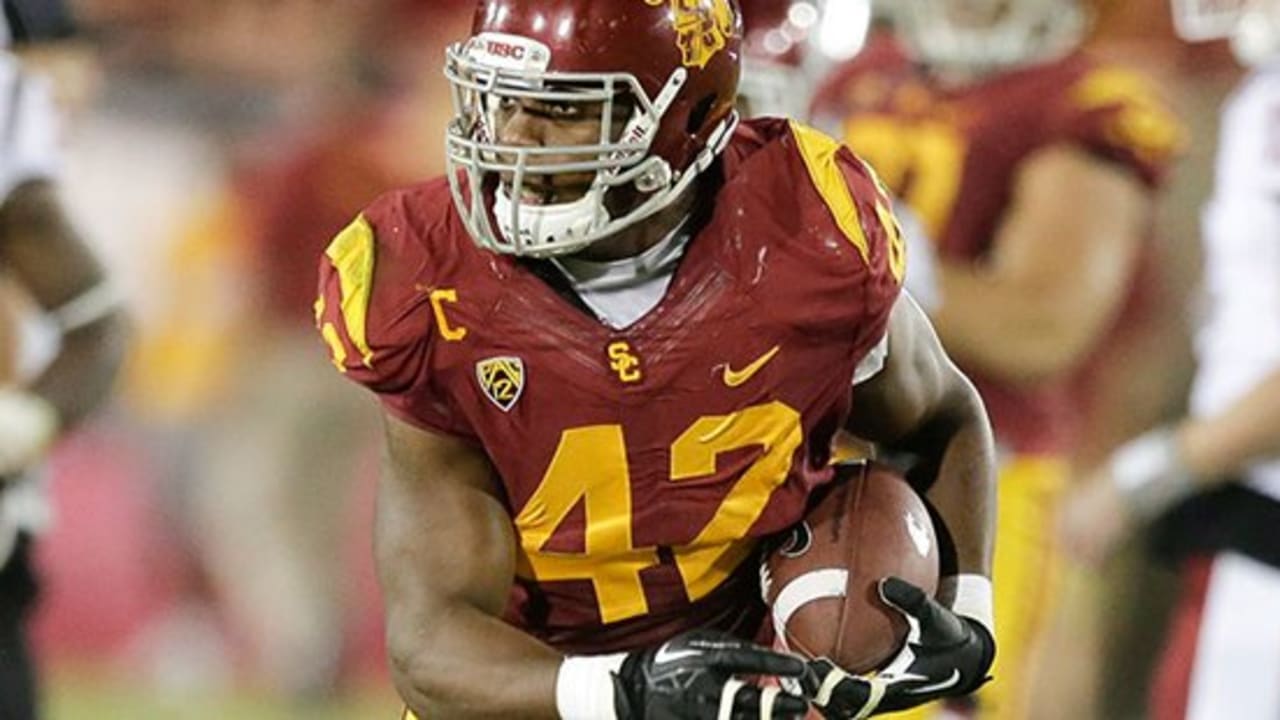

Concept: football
[[761, 461, 939, 673]]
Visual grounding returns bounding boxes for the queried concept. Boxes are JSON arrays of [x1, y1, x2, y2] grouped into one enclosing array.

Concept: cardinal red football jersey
[[316, 118, 904, 653], [811, 41, 1185, 454]]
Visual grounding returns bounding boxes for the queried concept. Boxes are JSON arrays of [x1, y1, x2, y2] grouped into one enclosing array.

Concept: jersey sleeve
[[785, 120, 905, 354], [1215, 72, 1280, 197], [1059, 65, 1186, 187], [315, 191, 472, 438]]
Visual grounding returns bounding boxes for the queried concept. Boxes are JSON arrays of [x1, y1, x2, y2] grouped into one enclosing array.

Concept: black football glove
[[612, 630, 811, 720], [801, 577, 995, 719]]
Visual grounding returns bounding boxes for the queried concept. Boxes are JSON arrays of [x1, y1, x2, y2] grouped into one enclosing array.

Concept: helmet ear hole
[[686, 94, 718, 135]]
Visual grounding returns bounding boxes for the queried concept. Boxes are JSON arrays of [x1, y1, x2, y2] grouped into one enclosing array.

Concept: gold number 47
[[514, 401, 803, 624]]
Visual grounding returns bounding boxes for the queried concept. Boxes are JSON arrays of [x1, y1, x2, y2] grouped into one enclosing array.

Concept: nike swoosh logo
[[723, 345, 781, 387], [904, 669, 961, 695], [653, 642, 702, 665]]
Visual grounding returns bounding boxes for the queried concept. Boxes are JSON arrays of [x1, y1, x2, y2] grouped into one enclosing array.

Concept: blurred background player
[[1060, 1, 1280, 718], [10, 0, 472, 712], [738, 0, 829, 119], [179, 1, 474, 702], [809, 0, 1186, 717], [0, 1, 128, 717]]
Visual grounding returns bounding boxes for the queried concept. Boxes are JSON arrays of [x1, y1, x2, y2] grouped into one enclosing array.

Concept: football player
[[808, 1, 1185, 718], [0, 1, 127, 717], [316, 1, 999, 717], [1060, 1, 1280, 717], [174, 1, 476, 701]]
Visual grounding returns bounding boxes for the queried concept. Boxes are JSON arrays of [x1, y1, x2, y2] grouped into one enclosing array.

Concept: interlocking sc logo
[[607, 341, 643, 383]]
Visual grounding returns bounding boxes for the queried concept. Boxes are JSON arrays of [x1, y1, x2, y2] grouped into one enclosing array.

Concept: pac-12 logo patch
[[476, 356, 525, 412]]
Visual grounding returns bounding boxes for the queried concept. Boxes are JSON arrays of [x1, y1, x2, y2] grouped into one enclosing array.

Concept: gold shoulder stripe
[[312, 295, 341, 373], [874, 200, 907, 284], [851, 154, 907, 283], [1073, 68, 1187, 160], [789, 120, 871, 265], [320, 320, 349, 373], [1073, 67, 1159, 111], [324, 215, 377, 368]]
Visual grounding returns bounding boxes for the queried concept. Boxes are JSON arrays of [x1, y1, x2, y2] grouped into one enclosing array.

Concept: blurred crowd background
[[0, 0, 1254, 717]]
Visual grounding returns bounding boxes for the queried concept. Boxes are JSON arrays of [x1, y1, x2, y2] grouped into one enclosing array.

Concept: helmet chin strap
[[489, 68, 693, 256], [492, 109, 740, 257], [493, 184, 610, 254]]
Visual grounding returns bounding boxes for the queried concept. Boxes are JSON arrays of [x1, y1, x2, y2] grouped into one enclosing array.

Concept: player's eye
[[545, 101, 581, 119]]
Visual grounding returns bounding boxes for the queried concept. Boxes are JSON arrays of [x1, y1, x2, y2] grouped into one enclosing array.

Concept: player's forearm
[[1, 180, 128, 428], [920, 374, 997, 578], [379, 519, 564, 719], [378, 419, 568, 719], [29, 309, 128, 428], [932, 260, 1117, 384], [1177, 366, 1280, 482], [845, 297, 997, 575], [387, 603, 563, 719]]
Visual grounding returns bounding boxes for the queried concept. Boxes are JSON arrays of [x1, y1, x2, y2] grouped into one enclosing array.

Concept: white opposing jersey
[[0, 51, 61, 559], [0, 50, 62, 383], [1191, 60, 1280, 500], [0, 51, 60, 203]]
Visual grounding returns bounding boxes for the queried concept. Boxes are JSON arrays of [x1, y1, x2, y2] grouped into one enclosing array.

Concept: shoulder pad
[[1062, 64, 1187, 186], [787, 120, 907, 288], [315, 188, 444, 396], [764, 121, 904, 347]]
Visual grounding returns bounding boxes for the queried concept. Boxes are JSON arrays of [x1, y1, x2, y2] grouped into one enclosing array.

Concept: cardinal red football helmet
[[888, 0, 1085, 74], [445, 0, 743, 256], [738, 0, 816, 117]]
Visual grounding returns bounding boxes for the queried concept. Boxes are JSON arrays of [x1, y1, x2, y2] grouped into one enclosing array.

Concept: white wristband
[[940, 574, 994, 638], [1108, 427, 1197, 521], [48, 281, 121, 334], [556, 653, 627, 720]]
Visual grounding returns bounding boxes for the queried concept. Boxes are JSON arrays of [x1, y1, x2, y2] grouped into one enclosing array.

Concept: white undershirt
[[552, 223, 691, 330]]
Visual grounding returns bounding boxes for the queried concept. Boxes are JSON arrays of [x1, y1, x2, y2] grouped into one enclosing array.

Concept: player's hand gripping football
[[612, 630, 811, 720], [801, 578, 994, 718]]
